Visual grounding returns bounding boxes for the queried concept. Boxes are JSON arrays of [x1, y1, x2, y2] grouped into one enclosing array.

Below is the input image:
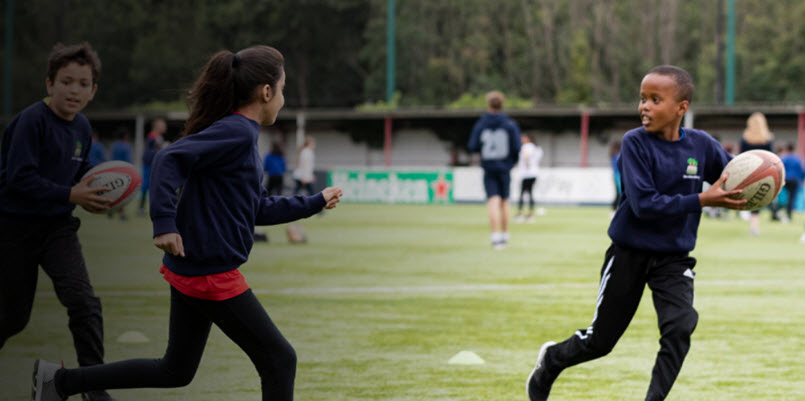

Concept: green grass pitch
[[2, 204, 804, 400]]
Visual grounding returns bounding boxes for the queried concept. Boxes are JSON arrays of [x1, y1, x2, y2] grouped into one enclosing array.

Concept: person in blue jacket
[[780, 143, 804, 223], [0, 42, 118, 401], [526, 65, 746, 401], [467, 90, 521, 250], [33, 45, 343, 401], [609, 138, 622, 212], [264, 142, 287, 196], [109, 127, 133, 163], [89, 131, 107, 166], [108, 127, 134, 220], [137, 118, 167, 216]]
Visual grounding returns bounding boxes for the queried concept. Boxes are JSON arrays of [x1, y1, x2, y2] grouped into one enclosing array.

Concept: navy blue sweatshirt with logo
[[608, 127, 732, 253], [0, 101, 93, 218], [150, 114, 326, 276], [467, 112, 521, 172]]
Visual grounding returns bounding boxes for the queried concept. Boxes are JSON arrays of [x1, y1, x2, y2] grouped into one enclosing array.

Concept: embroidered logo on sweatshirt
[[72, 141, 83, 161], [683, 157, 700, 180]]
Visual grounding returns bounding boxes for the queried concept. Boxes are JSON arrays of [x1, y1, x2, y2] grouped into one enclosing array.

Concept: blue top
[[142, 136, 160, 166], [608, 127, 733, 253], [467, 112, 521, 172], [0, 101, 93, 217], [611, 153, 621, 194], [89, 141, 107, 165], [150, 114, 326, 276], [111, 140, 133, 163], [781, 153, 805, 181], [263, 153, 286, 176], [740, 139, 772, 153]]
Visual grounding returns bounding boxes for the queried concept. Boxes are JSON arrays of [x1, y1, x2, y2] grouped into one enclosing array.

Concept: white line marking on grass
[[36, 283, 591, 298], [34, 279, 805, 298]]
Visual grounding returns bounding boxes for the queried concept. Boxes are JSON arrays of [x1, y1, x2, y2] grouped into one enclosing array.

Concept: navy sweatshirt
[[0, 101, 93, 218], [467, 112, 521, 172], [150, 114, 326, 276], [608, 127, 732, 253]]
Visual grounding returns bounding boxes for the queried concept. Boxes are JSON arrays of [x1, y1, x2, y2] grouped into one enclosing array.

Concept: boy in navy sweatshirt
[[526, 65, 746, 401], [468, 91, 521, 250], [0, 43, 118, 401]]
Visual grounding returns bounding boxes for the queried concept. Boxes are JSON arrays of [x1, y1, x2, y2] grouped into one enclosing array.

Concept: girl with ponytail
[[33, 45, 343, 401]]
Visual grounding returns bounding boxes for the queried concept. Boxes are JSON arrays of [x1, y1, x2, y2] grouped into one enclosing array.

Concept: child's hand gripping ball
[[81, 161, 142, 213]]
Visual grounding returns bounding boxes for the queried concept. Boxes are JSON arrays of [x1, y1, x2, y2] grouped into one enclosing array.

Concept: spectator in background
[[293, 136, 316, 195], [110, 127, 133, 163], [264, 141, 287, 196], [89, 130, 107, 166], [609, 138, 622, 214], [467, 90, 521, 250], [138, 118, 167, 216], [110, 127, 133, 220], [780, 142, 804, 224], [515, 133, 543, 223], [703, 135, 735, 220], [740, 112, 774, 235]]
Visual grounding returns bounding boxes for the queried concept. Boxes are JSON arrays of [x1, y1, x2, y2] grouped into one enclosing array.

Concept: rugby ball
[[721, 150, 785, 211], [81, 161, 142, 213]]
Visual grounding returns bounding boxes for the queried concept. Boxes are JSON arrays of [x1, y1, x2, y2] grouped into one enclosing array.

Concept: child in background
[[265, 142, 287, 196], [779, 143, 804, 224], [109, 127, 133, 220], [609, 138, 622, 215], [89, 131, 107, 166], [292, 137, 316, 195], [467, 90, 521, 250], [739, 112, 775, 234], [137, 118, 166, 216], [515, 133, 543, 223]]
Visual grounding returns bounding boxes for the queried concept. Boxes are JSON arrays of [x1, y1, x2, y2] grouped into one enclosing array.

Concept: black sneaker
[[526, 341, 558, 401], [82, 390, 118, 401], [32, 360, 65, 401]]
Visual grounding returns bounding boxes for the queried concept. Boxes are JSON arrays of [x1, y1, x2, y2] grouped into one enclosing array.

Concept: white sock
[[502, 232, 510, 242], [491, 232, 502, 243]]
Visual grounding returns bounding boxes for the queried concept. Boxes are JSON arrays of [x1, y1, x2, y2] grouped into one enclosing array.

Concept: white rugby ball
[[721, 149, 785, 211], [81, 161, 142, 213]]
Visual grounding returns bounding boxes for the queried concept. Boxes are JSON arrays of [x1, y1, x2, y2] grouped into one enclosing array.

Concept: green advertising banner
[[328, 170, 453, 204]]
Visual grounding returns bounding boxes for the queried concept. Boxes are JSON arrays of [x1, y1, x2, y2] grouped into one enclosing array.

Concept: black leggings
[[293, 180, 314, 196], [518, 177, 536, 211], [785, 179, 800, 220], [59, 287, 296, 401]]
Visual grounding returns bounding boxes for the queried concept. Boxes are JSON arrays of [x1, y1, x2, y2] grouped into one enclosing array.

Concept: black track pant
[[518, 177, 536, 212], [543, 244, 698, 401], [785, 179, 800, 220], [0, 215, 104, 367], [59, 287, 297, 401]]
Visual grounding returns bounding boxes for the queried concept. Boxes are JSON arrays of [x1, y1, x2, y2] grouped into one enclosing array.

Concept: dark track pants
[[784, 179, 800, 221], [518, 177, 536, 211], [543, 244, 698, 401], [0, 215, 105, 367], [60, 287, 297, 401]]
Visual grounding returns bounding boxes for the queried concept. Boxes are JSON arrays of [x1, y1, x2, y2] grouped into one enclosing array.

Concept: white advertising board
[[453, 167, 616, 205]]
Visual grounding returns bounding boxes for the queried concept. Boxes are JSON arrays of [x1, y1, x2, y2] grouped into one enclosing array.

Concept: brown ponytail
[[182, 45, 284, 136]]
